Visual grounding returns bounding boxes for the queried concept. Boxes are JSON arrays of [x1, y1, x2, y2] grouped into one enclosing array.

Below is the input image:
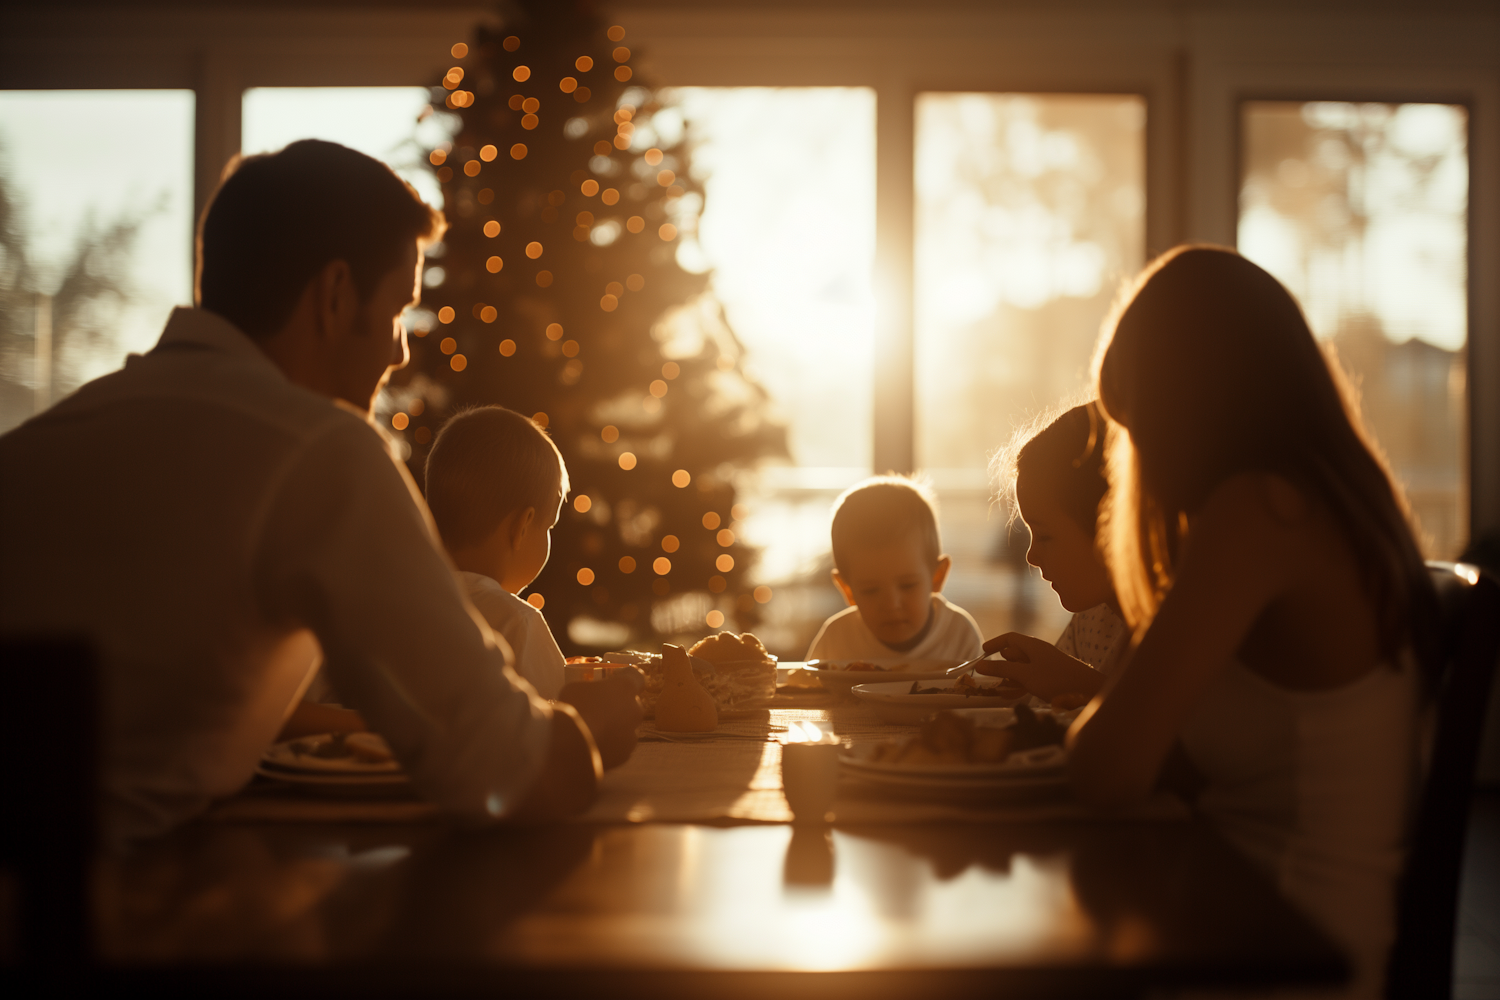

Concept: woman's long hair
[[1094, 245, 1437, 677]]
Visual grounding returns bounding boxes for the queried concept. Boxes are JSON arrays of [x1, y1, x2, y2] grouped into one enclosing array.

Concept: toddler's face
[[505, 488, 563, 594], [1016, 481, 1115, 613], [833, 533, 949, 648]]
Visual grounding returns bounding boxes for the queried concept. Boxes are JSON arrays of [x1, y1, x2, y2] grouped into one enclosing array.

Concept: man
[[0, 140, 639, 846]]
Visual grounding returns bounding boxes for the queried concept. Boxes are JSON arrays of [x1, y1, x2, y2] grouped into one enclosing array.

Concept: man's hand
[[977, 632, 1104, 702], [556, 668, 643, 770], [514, 703, 601, 819]]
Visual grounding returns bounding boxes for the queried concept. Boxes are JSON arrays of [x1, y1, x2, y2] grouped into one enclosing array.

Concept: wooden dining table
[[85, 696, 1349, 999]]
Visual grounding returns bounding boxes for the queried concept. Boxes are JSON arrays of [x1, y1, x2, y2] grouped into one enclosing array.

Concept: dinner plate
[[851, 677, 1030, 723], [261, 733, 402, 775], [253, 765, 410, 787], [805, 658, 966, 694], [839, 737, 1067, 780]]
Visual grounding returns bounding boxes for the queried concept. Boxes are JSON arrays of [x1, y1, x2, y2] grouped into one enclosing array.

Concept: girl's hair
[[996, 402, 1109, 533], [1094, 245, 1437, 673]]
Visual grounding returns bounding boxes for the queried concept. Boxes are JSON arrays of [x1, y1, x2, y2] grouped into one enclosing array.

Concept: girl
[[980, 402, 1128, 703], [1066, 245, 1436, 997]]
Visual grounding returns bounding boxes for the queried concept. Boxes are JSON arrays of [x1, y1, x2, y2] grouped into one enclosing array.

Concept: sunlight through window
[[914, 93, 1146, 639], [1240, 101, 1468, 558]]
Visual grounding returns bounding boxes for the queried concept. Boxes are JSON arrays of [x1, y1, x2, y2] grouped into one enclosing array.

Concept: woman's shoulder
[[1197, 471, 1315, 535]]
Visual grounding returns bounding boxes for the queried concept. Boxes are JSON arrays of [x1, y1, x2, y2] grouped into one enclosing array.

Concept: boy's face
[[832, 533, 950, 648], [1016, 480, 1115, 613], [504, 487, 563, 595]]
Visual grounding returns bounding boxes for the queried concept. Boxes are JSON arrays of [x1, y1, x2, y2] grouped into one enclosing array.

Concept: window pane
[[242, 87, 450, 209], [669, 87, 876, 655], [0, 90, 195, 433], [1240, 101, 1468, 558], [914, 93, 1146, 640]]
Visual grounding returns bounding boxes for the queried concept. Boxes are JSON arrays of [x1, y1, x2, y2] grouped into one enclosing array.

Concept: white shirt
[[0, 308, 552, 845], [1055, 603, 1130, 674], [459, 572, 565, 699], [805, 594, 984, 662]]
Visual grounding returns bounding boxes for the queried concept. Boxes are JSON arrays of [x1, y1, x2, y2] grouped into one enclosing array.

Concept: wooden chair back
[[1387, 563, 1500, 998]]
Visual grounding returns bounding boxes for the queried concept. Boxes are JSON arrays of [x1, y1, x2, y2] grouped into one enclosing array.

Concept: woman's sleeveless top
[[1179, 659, 1421, 998]]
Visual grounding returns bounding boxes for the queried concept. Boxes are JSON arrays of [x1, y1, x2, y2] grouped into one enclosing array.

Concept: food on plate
[[287, 731, 394, 765], [688, 631, 772, 663], [605, 647, 776, 715], [654, 644, 718, 732], [868, 706, 1066, 766], [818, 659, 895, 672], [907, 673, 1027, 699], [1050, 692, 1090, 711]]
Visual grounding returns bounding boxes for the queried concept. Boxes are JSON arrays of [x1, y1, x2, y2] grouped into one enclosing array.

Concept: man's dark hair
[[196, 139, 445, 338]]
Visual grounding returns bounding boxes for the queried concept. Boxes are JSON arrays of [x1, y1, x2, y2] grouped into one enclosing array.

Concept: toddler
[[978, 402, 1128, 700], [425, 406, 568, 699], [806, 476, 983, 661]]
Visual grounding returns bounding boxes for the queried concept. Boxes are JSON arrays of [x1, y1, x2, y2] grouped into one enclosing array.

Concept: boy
[[425, 406, 568, 699], [806, 475, 984, 661]]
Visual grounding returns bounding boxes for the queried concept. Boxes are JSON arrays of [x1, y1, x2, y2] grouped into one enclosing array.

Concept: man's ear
[[831, 568, 856, 607], [313, 259, 358, 341], [930, 555, 952, 593], [509, 506, 537, 549]]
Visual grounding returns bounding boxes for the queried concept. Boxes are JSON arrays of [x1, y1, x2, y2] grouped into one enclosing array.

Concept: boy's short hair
[[424, 407, 570, 552], [197, 139, 445, 339], [829, 475, 942, 572]]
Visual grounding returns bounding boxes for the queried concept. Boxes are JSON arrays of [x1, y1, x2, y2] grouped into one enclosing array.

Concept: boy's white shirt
[[459, 572, 566, 699], [805, 594, 984, 662], [1055, 603, 1130, 674]]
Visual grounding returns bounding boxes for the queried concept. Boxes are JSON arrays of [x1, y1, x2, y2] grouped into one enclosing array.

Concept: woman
[[1067, 245, 1437, 997]]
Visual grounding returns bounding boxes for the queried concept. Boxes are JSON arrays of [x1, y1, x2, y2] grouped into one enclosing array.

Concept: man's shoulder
[[819, 605, 865, 635]]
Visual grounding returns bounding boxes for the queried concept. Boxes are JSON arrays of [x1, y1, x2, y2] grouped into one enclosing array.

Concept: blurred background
[[0, 0, 1487, 668]]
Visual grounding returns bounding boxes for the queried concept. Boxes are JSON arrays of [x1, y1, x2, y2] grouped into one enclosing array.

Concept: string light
[[484, 220, 500, 237], [657, 169, 675, 186], [487, 256, 503, 273], [560, 77, 578, 93], [392, 412, 409, 430], [661, 535, 680, 553], [754, 586, 773, 604], [706, 610, 725, 628], [464, 161, 481, 177], [581, 179, 599, 196], [619, 452, 637, 470], [644, 148, 663, 166], [615, 67, 632, 82], [450, 354, 467, 371], [618, 556, 636, 573], [577, 568, 595, 585], [480, 144, 497, 161], [526, 242, 543, 259], [533, 411, 549, 427], [626, 216, 645, 233], [513, 66, 531, 82], [523, 114, 539, 130], [546, 323, 564, 340], [437, 306, 455, 324], [672, 469, 690, 487], [662, 361, 680, 379], [608, 25, 625, 41], [649, 379, 668, 398], [536, 271, 553, 287], [480, 306, 497, 323], [440, 337, 457, 355], [601, 425, 619, 443], [499, 339, 516, 356], [574, 495, 592, 513], [716, 554, 735, 572], [626, 273, 645, 291], [601, 188, 619, 205], [576, 55, 594, 71], [717, 528, 735, 546], [561, 340, 579, 357], [702, 512, 721, 530], [429, 149, 447, 165], [600, 294, 618, 311], [511, 143, 528, 159], [503, 35, 520, 52], [659, 223, 678, 241], [522, 97, 540, 113], [527, 593, 545, 609], [653, 557, 671, 576], [451, 42, 469, 58]]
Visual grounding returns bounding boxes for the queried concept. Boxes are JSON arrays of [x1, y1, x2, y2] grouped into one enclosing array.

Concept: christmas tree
[[386, 1, 787, 654]]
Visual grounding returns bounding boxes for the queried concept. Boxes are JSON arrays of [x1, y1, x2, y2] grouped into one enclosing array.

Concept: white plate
[[852, 677, 1030, 722], [261, 734, 402, 775], [840, 737, 1067, 779], [805, 658, 966, 694]]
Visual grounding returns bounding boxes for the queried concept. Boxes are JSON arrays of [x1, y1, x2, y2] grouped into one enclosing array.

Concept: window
[[914, 92, 1146, 639], [671, 87, 877, 653], [1239, 101, 1469, 558], [0, 89, 195, 434]]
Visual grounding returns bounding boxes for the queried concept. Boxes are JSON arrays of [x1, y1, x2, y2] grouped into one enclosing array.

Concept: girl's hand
[[977, 632, 1104, 702]]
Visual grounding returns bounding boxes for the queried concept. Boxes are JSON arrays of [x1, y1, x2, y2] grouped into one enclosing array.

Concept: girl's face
[[1016, 480, 1116, 614]]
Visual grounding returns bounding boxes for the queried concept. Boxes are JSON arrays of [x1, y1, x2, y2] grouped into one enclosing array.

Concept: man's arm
[[252, 416, 597, 819]]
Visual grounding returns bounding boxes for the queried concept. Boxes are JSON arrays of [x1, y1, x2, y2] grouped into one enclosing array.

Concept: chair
[[0, 636, 97, 984], [1386, 563, 1500, 999]]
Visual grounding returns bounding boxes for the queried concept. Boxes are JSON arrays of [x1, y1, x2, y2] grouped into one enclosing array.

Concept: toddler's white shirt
[[805, 594, 984, 662], [1055, 603, 1129, 673], [459, 572, 566, 699]]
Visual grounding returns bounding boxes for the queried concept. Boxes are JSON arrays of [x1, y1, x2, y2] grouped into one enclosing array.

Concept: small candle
[[781, 721, 840, 824]]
